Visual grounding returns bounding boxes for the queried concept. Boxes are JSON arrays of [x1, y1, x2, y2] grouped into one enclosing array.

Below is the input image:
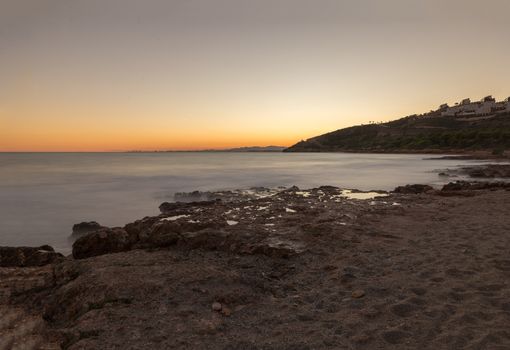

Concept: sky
[[1, 0, 509, 151]]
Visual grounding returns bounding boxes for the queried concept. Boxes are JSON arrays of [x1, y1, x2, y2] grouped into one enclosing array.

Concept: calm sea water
[[0, 152, 479, 253]]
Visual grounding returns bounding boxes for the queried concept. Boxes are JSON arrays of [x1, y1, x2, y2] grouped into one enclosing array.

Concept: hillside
[[285, 112, 510, 153]]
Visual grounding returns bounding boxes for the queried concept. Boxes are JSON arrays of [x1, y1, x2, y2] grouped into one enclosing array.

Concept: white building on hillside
[[440, 95, 506, 117], [441, 98, 477, 116], [475, 96, 496, 115]]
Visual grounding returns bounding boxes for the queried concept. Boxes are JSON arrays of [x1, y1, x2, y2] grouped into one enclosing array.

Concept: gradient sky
[[1, 0, 509, 151]]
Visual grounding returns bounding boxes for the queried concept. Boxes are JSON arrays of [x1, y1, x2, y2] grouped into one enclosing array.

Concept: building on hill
[[440, 95, 507, 117], [476, 96, 496, 115]]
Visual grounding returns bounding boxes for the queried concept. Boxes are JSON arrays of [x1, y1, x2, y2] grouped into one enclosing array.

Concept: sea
[[0, 152, 480, 253]]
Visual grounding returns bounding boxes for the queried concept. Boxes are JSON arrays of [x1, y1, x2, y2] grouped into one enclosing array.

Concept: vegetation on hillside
[[285, 113, 510, 153]]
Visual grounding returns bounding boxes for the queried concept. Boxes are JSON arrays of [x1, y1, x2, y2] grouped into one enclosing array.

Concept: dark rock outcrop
[[73, 210, 308, 259], [159, 200, 218, 214], [461, 164, 510, 178], [0, 246, 63, 267], [393, 184, 434, 194], [71, 221, 106, 239], [441, 181, 510, 192], [439, 164, 510, 180], [72, 228, 136, 259]]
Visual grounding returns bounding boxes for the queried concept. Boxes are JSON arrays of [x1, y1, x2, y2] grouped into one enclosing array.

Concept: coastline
[[1, 170, 509, 348], [285, 149, 510, 159]]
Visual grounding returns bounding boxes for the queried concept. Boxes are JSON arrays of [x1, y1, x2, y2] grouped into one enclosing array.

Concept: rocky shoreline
[[1, 168, 510, 349], [438, 163, 510, 179]]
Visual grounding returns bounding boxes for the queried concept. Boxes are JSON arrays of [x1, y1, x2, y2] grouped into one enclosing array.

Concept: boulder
[[72, 228, 135, 259], [0, 246, 63, 267], [393, 184, 434, 194], [71, 221, 106, 238]]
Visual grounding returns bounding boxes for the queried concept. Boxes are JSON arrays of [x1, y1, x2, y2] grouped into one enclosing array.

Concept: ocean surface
[[0, 152, 480, 253]]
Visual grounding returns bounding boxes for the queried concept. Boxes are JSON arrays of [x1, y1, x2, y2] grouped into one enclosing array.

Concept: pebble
[[212, 302, 222, 311], [351, 290, 365, 299]]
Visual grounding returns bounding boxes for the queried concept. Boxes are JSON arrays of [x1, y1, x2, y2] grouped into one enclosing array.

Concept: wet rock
[[462, 164, 510, 178], [72, 228, 135, 259], [318, 186, 341, 194], [0, 246, 63, 267], [393, 184, 434, 194], [283, 186, 300, 193], [174, 187, 281, 203], [441, 181, 510, 192], [123, 217, 160, 242], [174, 191, 212, 202], [159, 200, 219, 214], [71, 221, 106, 238], [442, 181, 475, 191]]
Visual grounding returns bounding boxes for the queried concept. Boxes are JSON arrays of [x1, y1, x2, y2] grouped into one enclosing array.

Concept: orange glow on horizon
[[2, 1, 510, 152]]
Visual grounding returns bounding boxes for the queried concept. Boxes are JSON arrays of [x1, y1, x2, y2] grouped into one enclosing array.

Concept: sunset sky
[[1, 0, 510, 151]]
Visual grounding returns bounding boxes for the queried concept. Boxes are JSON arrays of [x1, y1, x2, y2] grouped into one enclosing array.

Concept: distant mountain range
[[285, 110, 510, 153], [187, 146, 286, 152], [127, 146, 286, 153], [222, 146, 285, 152]]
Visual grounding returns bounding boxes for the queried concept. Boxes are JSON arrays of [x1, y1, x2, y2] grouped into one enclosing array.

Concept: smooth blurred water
[[0, 152, 480, 253]]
